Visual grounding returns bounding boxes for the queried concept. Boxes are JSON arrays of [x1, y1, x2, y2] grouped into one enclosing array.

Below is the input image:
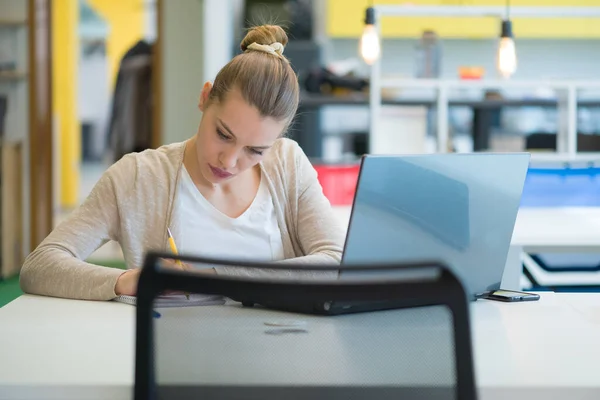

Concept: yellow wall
[[52, 0, 80, 208], [327, 0, 600, 39], [87, 0, 145, 87], [52, 0, 144, 208]]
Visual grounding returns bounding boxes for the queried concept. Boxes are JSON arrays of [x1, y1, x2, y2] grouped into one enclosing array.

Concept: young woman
[[20, 25, 346, 301]]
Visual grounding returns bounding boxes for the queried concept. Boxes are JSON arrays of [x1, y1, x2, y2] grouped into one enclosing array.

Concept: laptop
[[341, 153, 530, 297], [242, 152, 531, 314]]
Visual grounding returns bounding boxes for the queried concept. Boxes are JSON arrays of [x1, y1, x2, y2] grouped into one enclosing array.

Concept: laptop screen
[[342, 153, 530, 296]]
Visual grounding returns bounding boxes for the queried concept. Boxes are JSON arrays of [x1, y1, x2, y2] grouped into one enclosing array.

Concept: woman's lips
[[209, 164, 233, 179]]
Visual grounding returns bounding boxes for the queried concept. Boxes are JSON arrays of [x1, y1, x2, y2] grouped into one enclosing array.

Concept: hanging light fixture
[[497, 0, 517, 78], [360, 3, 380, 65]]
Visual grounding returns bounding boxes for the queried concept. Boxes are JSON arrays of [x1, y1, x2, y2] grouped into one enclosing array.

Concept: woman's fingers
[[160, 258, 193, 271]]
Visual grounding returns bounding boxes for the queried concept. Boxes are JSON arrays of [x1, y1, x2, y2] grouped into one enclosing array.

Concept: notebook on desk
[[114, 294, 226, 308]]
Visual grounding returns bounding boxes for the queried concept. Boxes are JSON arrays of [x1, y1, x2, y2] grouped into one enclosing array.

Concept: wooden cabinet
[[1, 142, 23, 278], [327, 0, 600, 39], [0, 0, 52, 279]]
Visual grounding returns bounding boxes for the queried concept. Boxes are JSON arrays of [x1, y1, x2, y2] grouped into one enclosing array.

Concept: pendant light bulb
[[360, 7, 380, 65], [497, 20, 517, 79]]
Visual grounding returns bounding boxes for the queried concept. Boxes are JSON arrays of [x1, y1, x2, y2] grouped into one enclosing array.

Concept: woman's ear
[[198, 81, 213, 112]]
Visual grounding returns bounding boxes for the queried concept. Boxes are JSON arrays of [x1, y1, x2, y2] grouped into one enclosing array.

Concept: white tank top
[[171, 166, 285, 263]]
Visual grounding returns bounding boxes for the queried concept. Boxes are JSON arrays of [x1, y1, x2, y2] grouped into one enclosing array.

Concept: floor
[[0, 161, 125, 307], [0, 276, 21, 308]]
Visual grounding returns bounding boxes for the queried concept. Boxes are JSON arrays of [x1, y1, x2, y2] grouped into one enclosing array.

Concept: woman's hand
[[114, 259, 217, 296], [160, 258, 217, 275], [114, 260, 188, 296], [114, 268, 141, 296], [159, 258, 194, 271]]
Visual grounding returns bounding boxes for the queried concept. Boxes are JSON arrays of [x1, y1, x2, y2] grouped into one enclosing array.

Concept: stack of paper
[[114, 294, 226, 308]]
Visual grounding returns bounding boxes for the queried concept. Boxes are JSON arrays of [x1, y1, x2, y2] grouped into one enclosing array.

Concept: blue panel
[[521, 167, 600, 207]]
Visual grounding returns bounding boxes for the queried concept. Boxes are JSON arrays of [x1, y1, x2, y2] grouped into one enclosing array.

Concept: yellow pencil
[[167, 228, 189, 300]]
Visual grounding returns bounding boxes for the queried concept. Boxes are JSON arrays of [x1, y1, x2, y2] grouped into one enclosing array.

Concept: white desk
[[1, 294, 600, 399], [512, 207, 600, 253]]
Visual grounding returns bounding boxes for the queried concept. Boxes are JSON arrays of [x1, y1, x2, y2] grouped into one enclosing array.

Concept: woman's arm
[[20, 156, 136, 300], [280, 143, 346, 265]]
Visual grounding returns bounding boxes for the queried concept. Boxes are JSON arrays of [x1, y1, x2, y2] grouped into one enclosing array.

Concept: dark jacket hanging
[[106, 40, 154, 162]]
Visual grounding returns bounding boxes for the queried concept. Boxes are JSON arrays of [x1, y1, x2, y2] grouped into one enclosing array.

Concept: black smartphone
[[478, 289, 540, 302]]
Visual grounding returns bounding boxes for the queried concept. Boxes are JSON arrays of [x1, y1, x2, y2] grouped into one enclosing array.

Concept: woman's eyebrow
[[217, 118, 237, 138], [218, 118, 272, 150], [252, 145, 272, 150]]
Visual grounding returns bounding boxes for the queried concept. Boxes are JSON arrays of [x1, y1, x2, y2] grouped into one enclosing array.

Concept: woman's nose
[[219, 149, 238, 169]]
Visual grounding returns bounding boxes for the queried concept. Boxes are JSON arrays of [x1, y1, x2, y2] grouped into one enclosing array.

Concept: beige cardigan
[[20, 138, 346, 301]]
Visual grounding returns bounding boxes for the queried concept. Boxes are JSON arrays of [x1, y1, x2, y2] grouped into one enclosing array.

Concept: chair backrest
[[134, 251, 477, 400]]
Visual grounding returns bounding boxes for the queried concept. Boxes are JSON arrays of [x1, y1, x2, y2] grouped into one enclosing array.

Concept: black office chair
[[134, 252, 477, 400]]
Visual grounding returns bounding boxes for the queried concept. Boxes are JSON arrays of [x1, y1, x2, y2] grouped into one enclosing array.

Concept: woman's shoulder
[[270, 136, 302, 155], [124, 141, 185, 168], [261, 137, 317, 196], [100, 141, 186, 195], [106, 142, 185, 178], [263, 137, 307, 172]]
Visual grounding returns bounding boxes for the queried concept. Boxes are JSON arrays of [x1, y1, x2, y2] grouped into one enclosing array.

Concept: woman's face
[[194, 82, 285, 185]]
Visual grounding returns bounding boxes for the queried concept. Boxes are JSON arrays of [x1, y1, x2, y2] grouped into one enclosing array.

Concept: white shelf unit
[[368, 5, 600, 161]]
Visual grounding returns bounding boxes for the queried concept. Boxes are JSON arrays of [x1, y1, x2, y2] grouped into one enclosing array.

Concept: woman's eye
[[217, 129, 230, 140], [248, 148, 263, 156]]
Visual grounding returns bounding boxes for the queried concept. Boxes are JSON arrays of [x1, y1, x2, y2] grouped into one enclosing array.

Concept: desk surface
[[1, 293, 600, 399], [332, 206, 600, 252]]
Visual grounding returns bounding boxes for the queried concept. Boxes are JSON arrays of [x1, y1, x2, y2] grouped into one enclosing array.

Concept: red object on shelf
[[458, 66, 485, 80], [313, 164, 360, 206]]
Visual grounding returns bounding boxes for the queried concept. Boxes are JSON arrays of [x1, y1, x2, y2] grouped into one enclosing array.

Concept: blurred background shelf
[[0, 70, 27, 81], [301, 90, 600, 108], [0, 19, 27, 27], [296, 88, 600, 162]]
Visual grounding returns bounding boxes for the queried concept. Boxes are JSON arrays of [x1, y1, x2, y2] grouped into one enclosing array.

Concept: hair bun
[[240, 24, 289, 53]]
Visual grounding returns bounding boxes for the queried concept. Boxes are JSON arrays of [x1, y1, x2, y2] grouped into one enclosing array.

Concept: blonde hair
[[208, 25, 299, 132]]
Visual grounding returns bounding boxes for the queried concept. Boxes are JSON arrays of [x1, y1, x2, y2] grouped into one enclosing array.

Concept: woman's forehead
[[214, 90, 285, 143]]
